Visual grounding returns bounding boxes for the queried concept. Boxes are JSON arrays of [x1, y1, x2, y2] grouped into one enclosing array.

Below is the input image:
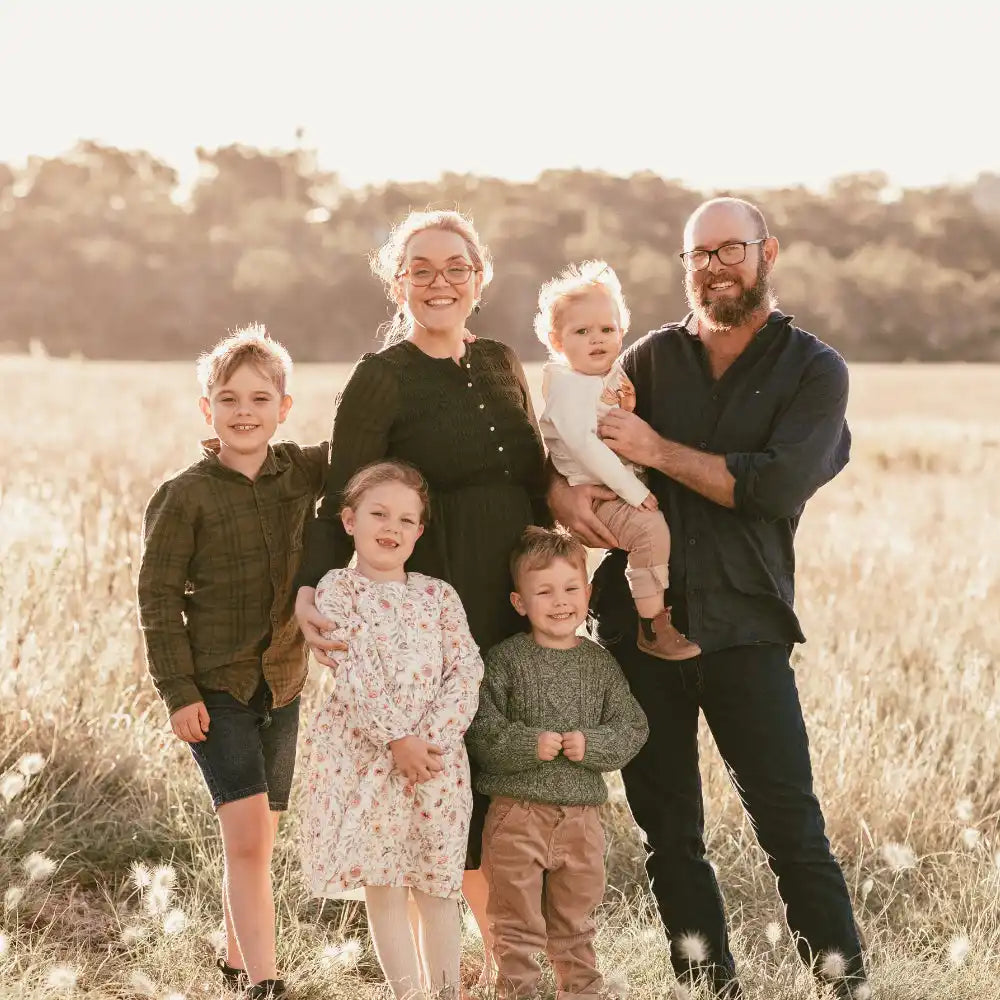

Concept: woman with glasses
[[294, 209, 549, 993]]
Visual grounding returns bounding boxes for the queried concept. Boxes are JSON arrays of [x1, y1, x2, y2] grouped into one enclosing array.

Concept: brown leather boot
[[637, 608, 701, 661]]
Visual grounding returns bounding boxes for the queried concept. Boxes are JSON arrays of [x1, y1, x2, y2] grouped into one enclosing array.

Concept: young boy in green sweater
[[466, 527, 648, 1000]]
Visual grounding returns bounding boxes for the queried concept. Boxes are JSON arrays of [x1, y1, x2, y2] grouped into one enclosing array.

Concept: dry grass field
[[1, 356, 998, 1000]]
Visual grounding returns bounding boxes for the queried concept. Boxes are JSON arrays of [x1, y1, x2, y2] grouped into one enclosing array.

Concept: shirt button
[[699, 440, 708, 449], [479, 403, 485, 410], [467, 382, 473, 388], [466, 363, 471, 369], [688, 537, 697, 546], [498, 446, 504, 452], [490, 426, 495, 432]]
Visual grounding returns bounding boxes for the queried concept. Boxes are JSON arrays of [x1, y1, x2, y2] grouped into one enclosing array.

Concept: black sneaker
[[245, 980, 287, 999], [216, 958, 248, 991]]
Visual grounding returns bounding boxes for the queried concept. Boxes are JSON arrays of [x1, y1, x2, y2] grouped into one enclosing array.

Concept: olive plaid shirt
[[137, 440, 328, 716]]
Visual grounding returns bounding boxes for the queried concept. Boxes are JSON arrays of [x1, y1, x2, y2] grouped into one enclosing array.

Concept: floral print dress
[[300, 568, 483, 900]]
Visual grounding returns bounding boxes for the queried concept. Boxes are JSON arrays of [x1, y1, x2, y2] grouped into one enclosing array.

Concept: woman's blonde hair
[[196, 323, 293, 395], [341, 460, 431, 524], [533, 260, 630, 357], [370, 210, 494, 348]]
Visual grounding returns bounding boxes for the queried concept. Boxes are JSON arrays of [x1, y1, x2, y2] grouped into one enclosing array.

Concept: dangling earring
[[473, 303, 481, 315]]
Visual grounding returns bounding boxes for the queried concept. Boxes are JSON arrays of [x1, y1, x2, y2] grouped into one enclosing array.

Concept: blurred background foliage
[[3, 140, 999, 362]]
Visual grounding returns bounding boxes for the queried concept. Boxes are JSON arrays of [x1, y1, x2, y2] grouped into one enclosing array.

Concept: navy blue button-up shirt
[[592, 310, 851, 652]]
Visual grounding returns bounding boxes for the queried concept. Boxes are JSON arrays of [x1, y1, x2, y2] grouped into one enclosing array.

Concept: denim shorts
[[188, 680, 301, 812]]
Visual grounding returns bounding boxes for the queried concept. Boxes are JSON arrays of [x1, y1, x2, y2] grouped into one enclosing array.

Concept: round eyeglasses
[[397, 263, 478, 287], [678, 239, 766, 272]]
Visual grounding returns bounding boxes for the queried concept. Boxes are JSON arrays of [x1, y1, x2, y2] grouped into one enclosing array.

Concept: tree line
[[3, 141, 999, 363]]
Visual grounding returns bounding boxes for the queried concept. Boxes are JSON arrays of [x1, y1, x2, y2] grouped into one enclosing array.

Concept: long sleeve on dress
[[579, 664, 649, 773], [466, 644, 545, 776], [416, 583, 484, 751], [542, 368, 650, 508], [137, 484, 201, 715], [297, 355, 399, 587], [318, 573, 416, 747]]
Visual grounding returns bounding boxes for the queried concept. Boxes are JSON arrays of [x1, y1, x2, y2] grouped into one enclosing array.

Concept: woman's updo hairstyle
[[370, 210, 494, 348]]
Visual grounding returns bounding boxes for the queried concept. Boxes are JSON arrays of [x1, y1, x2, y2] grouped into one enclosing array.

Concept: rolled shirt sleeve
[[725, 350, 850, 522]]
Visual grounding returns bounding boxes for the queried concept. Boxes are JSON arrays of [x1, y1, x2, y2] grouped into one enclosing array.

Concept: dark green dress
[[299, 337, 549, 867]]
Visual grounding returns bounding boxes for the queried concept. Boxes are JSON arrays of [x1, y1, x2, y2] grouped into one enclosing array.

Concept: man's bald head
[[683, 198, 769, 250]]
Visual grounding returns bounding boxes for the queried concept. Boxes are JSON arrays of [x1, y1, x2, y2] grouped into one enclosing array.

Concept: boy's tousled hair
[[533, 260, 631, 356], [509, 526, 588, 588], [196, 324, 293, 396], [341, 460, 432, 524]]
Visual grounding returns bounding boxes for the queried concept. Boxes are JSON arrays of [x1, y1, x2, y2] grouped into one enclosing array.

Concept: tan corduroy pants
[[482, 798, 606, 1000], [594, 498, 670, 600]]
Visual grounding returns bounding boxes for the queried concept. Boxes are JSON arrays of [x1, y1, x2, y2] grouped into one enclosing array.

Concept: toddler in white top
[[536, 261, 699, 660]]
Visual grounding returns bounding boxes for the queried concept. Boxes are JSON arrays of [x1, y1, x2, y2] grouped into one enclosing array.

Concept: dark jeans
[[599, 627, 866, 997]]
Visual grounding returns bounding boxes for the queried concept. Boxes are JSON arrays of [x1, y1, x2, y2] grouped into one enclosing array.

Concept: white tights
[[365, 885, 460, 999]]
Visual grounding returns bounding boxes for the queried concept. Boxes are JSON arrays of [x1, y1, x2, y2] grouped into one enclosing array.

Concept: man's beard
[[686, 255, 774, 329]]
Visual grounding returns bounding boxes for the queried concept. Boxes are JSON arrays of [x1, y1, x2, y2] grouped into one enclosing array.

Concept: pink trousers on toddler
[[594, 497, 670, 599]]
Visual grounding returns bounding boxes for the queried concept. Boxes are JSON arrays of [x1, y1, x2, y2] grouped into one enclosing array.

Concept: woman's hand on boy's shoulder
[[170, 701, 210, 743]]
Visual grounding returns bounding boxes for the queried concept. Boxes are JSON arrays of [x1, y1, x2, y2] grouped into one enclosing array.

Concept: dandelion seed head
[[961, 827, 981, 850], [880, 841, 916, 871], [206, 927, 227, 953], [150, 865, 176, 893], [676, 931, 708, 964], [130, 861, 152, 891], [604, 971, 629, 997], [947, 934, 970, 966], [121, 924, 148, 947], [4, 886, 25, 911], [23, 851, 57, 882], [45, 963, 79, 992], [2, 818, 25, 840], [16, 753, 46, 777], [0, 772, 26, 802], [819, 950, 847, 979], [764, 921, 782, 946], [162, 908, 187, 936], [128, 970, 157, 996], [145, 885, 171, 916], [955, 797, 974, 822]]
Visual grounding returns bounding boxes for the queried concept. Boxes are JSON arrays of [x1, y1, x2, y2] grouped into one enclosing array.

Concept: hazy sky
[[2, 0, 996, 193]]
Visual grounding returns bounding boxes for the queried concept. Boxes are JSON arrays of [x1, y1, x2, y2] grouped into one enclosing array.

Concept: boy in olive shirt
[[137, 326, 326, 1000], [467, 527, 648, 1000]]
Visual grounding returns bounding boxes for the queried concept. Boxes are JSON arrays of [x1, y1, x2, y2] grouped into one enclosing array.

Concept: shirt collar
[[198, 439, 290, 481]]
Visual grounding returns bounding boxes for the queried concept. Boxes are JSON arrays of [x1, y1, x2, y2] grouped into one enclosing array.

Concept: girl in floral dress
[[300, 460, 483, 1000]]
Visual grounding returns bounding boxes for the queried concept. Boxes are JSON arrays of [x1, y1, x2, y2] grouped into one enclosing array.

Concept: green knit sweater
[[466, 633, 649, 806]]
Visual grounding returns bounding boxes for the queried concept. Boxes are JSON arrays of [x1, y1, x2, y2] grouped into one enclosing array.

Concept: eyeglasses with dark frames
[[678, 239, 767, 272], [396, 262, 479, 287]]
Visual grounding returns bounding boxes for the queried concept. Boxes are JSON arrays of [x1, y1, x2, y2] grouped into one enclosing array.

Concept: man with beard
[[547, 198, 868, 999]]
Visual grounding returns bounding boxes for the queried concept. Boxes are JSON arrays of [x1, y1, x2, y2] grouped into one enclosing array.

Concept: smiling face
[[511, 556, 591, 649], [550, 287, 624, 376], [341, 480, 425, 581], [683, 202, 778, 329], [199, 362, 291, 460], [394, 228, 484, 336]]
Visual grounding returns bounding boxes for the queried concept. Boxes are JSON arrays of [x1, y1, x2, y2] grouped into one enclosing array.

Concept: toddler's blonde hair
[[533, 260, 631, 357], [196, 324, 293, 396]]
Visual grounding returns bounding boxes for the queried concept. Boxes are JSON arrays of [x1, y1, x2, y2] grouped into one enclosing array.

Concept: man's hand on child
[[537, 731, 563, 761], [170, 702, 210, 743], [561, 731, 586, 762], [546, 476, 618, 549], [640, 492, 659, 511], [389, 736, 444, 784], [295, 586, 347, 668]]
